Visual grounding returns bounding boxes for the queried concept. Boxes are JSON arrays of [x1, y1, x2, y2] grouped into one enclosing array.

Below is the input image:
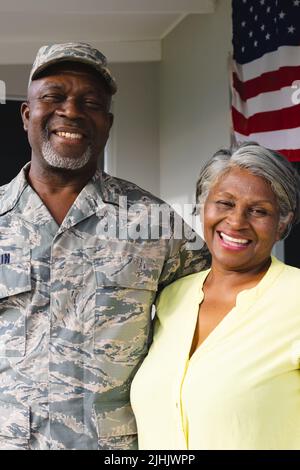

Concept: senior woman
[[130, 142, 300, 450]]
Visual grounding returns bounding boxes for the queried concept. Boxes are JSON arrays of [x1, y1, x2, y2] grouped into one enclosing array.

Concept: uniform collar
[[0, 163, 110, 227], [0, 163, 32, 216]]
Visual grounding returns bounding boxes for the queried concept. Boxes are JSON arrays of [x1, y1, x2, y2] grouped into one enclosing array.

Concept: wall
[[160, 0, 232, 207], [0, 64, 30, 99], [109, 62, 160, 196]]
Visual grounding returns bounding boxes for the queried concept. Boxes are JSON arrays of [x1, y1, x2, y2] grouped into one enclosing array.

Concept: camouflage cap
[[28, 42, 117, 94]]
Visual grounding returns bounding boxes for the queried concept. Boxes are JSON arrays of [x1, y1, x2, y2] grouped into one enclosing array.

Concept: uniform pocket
[[92, 251, 158, 362], [0, 248, 31, 357], [93, 401, 137, 450], [92, 245, 160, 291]]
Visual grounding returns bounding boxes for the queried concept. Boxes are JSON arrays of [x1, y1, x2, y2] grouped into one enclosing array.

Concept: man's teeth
[[220, 232, 249, 244], [56, 131, 83, 139]]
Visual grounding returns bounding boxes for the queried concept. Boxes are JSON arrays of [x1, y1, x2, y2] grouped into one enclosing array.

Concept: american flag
[[231, 0, 300, 161]]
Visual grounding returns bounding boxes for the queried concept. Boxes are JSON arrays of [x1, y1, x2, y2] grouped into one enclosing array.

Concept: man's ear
[[21, 102, 30, 132]]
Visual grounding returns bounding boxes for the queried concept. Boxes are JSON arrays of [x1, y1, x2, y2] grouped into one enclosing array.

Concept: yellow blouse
[[131, 257, 300, 449]]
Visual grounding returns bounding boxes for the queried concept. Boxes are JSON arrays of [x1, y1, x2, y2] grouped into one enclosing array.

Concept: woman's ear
[[199, 203, 205, 241], [276, 212, 294, 240]]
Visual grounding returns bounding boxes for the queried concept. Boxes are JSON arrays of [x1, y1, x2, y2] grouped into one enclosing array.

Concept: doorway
[[0, 99, 31, 186]]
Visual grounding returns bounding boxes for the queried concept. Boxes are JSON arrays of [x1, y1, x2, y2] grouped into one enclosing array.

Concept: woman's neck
[[206, 256, 272, 292]]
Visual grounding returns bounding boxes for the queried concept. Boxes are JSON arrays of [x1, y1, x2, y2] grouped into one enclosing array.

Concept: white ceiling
[[0, 0, 216, 64]]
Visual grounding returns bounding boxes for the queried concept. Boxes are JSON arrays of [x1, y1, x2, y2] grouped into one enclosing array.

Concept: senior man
[[0, 43, 209, 450]]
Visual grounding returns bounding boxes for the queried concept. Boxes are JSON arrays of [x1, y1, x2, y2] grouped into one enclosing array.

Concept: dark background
[[0, 100, 31, 183], [284, 162, 300, 269], [0, 100, 299, 268]]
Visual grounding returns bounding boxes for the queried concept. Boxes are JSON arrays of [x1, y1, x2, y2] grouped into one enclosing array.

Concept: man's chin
[[44, 156, 89, 170], [42, 140, 92, 170]]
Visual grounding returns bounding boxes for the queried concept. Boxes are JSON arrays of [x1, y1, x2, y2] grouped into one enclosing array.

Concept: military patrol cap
[[29, 42, 117, 94]]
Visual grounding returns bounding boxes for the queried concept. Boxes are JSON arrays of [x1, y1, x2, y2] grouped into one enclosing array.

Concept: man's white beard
[[42, 138, 92, 170]]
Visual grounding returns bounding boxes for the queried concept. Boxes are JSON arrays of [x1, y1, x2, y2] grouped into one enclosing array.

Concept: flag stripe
[[234, 126, 300, 151], [277, 149, 300, 161], [232, 86, 297, 117], [235, 45, 300, 82], [233, 66, 300, 101], [232, 103, 300, 135]]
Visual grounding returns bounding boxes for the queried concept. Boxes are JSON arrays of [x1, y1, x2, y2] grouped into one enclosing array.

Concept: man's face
[[21, 62, 113, 172]]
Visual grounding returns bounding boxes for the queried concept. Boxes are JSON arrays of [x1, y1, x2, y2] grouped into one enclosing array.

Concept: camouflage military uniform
[[0, 164, 209, 450]]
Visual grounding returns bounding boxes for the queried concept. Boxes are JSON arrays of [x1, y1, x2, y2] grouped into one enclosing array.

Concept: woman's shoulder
[[273, 256, 300, 278], [163, 269, 208, 291], [156, 269, 209, 308], [154, 270, 208, 326], [271, 257, 300, 293]]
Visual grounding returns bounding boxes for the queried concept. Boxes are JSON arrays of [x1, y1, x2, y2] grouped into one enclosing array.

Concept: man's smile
[[51, 126, 88, 145], [55, 131, 84, 140]]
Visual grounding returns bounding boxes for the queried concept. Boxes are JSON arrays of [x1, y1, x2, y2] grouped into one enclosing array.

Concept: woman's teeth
[[220, 232, 250, 245]]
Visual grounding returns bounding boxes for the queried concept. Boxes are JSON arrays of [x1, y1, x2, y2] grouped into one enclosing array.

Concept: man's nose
[[56, 97, 84, 119]]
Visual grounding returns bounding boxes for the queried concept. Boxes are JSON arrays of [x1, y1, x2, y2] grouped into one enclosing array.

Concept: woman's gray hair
[[195, 142, 300, 239]]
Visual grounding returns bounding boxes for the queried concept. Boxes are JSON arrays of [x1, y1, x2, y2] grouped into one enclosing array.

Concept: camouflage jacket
[[0, 164, 209, 450]]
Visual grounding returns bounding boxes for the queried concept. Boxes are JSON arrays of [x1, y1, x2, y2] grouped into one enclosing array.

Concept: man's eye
[[84, 100, 106, 110], [41, 94, 63, 102], [216, 200, 233, 208]]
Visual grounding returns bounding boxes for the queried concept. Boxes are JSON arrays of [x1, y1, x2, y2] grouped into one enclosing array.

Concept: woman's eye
[[250, 208, 268, 216]]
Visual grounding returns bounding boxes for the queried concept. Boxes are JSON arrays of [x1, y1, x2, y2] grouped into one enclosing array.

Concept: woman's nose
[[226, 207, 248, 228]]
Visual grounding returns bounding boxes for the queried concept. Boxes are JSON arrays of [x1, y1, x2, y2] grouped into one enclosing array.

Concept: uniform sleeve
[[157, 217, 211, 291]]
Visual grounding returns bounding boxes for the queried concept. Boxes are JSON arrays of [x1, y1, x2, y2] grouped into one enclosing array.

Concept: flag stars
[[261, 24, 265, 31], [260, 0, 265, 4], [250, 6, 254, 12], [254, 40, 258, 47], [294, 0, 300, 5], [288, 25, 296, 33], [241, 46, 245, 53], [254, 15, 258, 21], [266, 6, 271, 13], [266, 33, 271, 39], [241, 21, 246, 27], [279, 11, 286, 19], [274, 17, 277, 23], [249, 31, 253, 37]]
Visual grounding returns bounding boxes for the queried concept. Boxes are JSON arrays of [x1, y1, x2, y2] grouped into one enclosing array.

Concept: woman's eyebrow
[[215, 191, 275, 204]]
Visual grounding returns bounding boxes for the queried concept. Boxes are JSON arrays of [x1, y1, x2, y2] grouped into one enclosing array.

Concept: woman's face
[[203, 167, 286, 273]]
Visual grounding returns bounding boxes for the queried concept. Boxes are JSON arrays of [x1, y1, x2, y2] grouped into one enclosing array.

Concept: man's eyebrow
[[39, 83, 105, 96], [39, 83, 65, 91]]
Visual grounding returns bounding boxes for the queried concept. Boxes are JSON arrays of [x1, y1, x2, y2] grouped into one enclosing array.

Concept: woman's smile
[[217, 230, 252, 251]]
